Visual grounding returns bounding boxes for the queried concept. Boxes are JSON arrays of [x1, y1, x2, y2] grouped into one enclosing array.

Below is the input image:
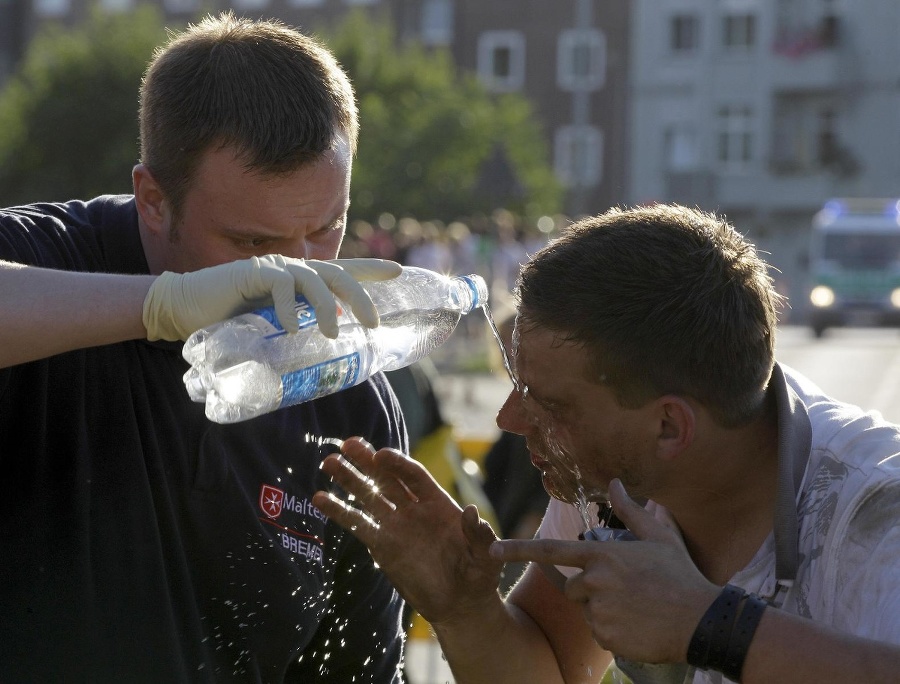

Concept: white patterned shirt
[[537, 364, 900, 683]]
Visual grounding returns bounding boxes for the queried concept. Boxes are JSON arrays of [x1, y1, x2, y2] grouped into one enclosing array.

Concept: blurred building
[[628, 0, 900, 321], [5, 0, 900, 314], [0, 0, 26, 84], [414, 0, 632, 218], [0, 0, 629, 218]]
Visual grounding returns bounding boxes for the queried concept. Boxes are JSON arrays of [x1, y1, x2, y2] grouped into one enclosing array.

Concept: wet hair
[[515, 204, 783, 428], [139, 11, 357, 220]]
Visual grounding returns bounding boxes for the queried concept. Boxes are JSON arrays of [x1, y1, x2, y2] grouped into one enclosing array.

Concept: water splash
[[482, 301, 606, 529], [304, 433, 344, 449], [540, 421, 605, 509], [482, 304, 518, 389], [573, 484, 594, 533]]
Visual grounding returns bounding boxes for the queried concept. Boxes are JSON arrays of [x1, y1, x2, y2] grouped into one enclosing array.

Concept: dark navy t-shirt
[[0, 196, 408, 682]]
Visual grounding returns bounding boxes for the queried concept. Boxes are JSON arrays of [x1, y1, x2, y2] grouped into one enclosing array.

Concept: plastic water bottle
[[182, 266, 488, 423]]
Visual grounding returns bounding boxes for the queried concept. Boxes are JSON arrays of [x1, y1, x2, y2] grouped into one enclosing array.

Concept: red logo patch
[[260, 484, 284, 519]]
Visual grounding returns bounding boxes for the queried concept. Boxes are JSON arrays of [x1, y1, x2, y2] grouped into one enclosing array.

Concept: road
[[774, 326, 900, 423]]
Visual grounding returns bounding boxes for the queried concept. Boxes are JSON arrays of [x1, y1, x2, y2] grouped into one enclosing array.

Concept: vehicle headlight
[[890, 288, 900, 309], [810, 285, 835, 308]]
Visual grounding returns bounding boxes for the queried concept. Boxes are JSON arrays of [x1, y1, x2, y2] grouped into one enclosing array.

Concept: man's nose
[[281, 240, 310, 260], [496, 388, 530, 435]]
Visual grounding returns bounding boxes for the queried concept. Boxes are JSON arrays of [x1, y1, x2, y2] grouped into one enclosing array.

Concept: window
[[717, 105, 754, 168], [34, 0, 69, 16], [554, 126, 603, 188], [774, 0, 839, 55], [421, 0, 453, 46], [770, 96, 840, 173], [722, 13, 757, 49], [557, 29, 606, 91], [477, 31, 525, 92], [670, 14, 700, 53], [664, 124, 699, 171]]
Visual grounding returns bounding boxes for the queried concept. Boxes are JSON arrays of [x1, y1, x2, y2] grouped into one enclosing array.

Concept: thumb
[[608, 479, 668, 543], [461, 504, 498, 555]]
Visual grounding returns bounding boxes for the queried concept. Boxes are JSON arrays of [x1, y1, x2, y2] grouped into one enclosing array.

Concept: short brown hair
[[139, 11, 357, 219], [516, 204, 783, 427]]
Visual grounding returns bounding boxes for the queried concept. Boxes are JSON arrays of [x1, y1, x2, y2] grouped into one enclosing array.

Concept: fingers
[[319, 453, 401, 523], [319, 439, 445, 518], [340, 435, 377, 465], [563, 571, 592, 604], [306, 259, 401, 330], [247, 256, 403, 338], [318, 437, 463, 533], [250, 255, 337, 336], [339, 438, 426, 507], [311, 489, 380, 546], [366, 446, 449, 501], [608, 479, 676, 544], [281, 258, 346, 337]]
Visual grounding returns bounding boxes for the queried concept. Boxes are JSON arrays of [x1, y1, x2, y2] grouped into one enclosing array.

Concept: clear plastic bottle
[[182, 266, 488, 423]]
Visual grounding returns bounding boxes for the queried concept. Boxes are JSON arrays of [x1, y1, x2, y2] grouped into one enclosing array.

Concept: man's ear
[[132, 163, 168, 237], [655, 395, 695, 461]]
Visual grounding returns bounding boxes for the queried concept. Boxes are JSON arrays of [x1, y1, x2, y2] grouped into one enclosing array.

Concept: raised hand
[[312, 437, 504, 624], [490, 479, 719, 664]]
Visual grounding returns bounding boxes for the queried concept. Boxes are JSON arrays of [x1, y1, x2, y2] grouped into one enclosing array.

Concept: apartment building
[[629, 0, 900, 318], [425, 0, 631, 217]]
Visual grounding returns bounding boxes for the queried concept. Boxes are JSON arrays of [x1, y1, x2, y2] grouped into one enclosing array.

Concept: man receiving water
[[314, 203, 900, 683]]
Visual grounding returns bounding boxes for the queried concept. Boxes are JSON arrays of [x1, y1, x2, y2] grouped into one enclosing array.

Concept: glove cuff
[[143, 271, 185, 342]]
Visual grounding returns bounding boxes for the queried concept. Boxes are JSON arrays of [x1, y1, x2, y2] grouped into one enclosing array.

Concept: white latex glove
[[143, 255, 402, 341]]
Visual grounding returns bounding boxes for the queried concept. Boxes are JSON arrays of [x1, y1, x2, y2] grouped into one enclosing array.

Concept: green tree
[[0, 7, 561, 221], [324, 12, 562, 223], [0, 6, 165, 205]]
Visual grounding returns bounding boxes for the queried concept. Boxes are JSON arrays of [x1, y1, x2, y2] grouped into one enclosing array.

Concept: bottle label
[[279, 352, 362, 406], [252, 295, 319, 338]]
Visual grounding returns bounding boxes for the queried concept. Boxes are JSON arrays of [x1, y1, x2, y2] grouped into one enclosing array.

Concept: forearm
[[742, 609, 900, 683], [431, 596, 570, 684], [0, 261, 152, 367], [432, 560, 611, 684]]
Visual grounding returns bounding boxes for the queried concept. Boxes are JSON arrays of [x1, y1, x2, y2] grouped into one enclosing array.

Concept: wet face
[[495, 324, 658, 504], [137, 139, 352, 274]]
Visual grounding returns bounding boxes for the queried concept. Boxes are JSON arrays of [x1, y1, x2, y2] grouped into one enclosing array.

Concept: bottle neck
[[454, 274, 488, 314]]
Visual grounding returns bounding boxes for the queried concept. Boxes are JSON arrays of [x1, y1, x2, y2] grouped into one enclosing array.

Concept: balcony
[[770, 16, 846, 90]]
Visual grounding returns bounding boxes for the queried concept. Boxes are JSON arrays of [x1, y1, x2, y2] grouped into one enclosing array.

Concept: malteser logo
[[260, 484, 284, 519]]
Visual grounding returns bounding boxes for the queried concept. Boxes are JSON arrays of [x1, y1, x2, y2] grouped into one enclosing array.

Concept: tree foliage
[[0, 7, 561, 221], [322, 11, 562, 222], [0, 6, 165, 206]]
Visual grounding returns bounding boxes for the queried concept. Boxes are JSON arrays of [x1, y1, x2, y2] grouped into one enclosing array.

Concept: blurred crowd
[[340, 209, 568, 325]]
